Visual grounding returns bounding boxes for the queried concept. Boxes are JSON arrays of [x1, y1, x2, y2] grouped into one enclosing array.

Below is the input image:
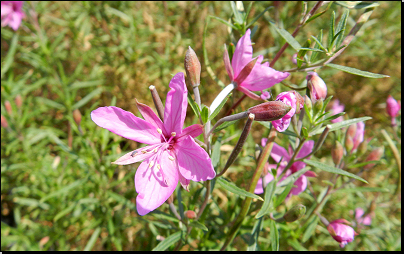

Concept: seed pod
[[184, 46, 201, 87], [247, 101, 292, 121]]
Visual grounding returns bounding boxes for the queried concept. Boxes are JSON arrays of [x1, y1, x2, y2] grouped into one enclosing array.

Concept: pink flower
[[354, 208, 372, 226], [386, 95, 400, 118], [330, 99, 345, 123], [255, 139, 316, 198], [224, 29, 290, 100], [352, 122, 365, 152], [327, 219, 357, 248], [260, 91, 271, 100], [91, 73, 215, 215], [306, 72, 327, 102], [271, 91, 304, 132], [292, 53, 298, 65], [1, 1, 25, 31]]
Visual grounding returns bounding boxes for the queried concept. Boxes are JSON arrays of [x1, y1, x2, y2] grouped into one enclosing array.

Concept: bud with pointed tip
[[327, 219, 358, 248], [306, 72, 327, 102], [357, 137, 370, 157], [223, 44, 234, 82], [184, 46, 201, 87], [1, 115, 8, 128], [314, 99, 323, 115], [4, 101, 12, 115], [304, 95, 312, 111], [292, 53, 298, 65], [15, 94, 22, 109], [332, 141, 344, 166], [73, 109, 82, 125], [345, 135, 353, 152], [346, 124, 357, 138], [364, 147, 384, 170], [290, 91, 304, 114], [386, 95, 400, 118], [247, 101, 292, 121], [283, 204, 306, 222], [184, 210, 197, 219], [233, 58, 258, 86]]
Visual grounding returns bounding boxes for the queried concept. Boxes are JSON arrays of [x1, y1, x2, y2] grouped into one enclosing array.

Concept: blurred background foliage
[[1, 1, 401, 251]]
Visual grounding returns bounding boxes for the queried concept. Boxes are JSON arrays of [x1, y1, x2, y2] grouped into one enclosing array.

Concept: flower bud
[[345, 135, 353, 152], [1, 115, 8, 128], [15, 94, 23, 109], [304, 95, 312, 111], [73, 109, 82, 125], [4, 100, 12, 115], [184, 210, 197, 219], [357, 137, 370, 157], [386, 95, 400, 118], [332, 141, 344, 166], [184, 46, 201, 87], [283, 204, 306, 222], [314, 99, 323, 114], [346, 124, 357, 138], [364, 147, 384, 170], [234, 58, 258, 86], [290, 90, 304, 114], [247, 101, 292, 121], [306, 72, 327, 102], [292, 53, 298, 65], [327, 219, 357, 248]]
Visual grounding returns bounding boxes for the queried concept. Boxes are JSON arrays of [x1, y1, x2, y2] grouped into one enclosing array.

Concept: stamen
[[153, 148, 158, 153], [157, 128, 162, 134], [171, 132, 176, 137], [142, 150, 147, 154], [131, 151, 137, 157], [149, 161, 155, 168], [168, 155, 175, 161], [157, 164, 161, 169]]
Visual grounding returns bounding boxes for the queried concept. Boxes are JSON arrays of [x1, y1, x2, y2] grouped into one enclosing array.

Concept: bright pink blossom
[[354, 208, 372, 226], [327, 219, 357, 248], [91, 73, 215, 215], [271, 91, 304, 132], [1, 1, 25, 31], [330, 99, 345, 123], [306, 72, 327, 102], [386, 95, 400, 118], [225, 29, 290, 100], [291, 53, 298, 65], [255, 139, 316, 197], [352, 122, 365, 152]]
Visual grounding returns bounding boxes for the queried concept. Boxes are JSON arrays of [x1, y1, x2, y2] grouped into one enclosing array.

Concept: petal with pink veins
[[289, 175, 307, 196], [136, 99, 166, 135], [232, 29, 253, 77], [175, 136, 216, 181], [177, 124, 203, 142], [91, 106, 161, 145], [270, 143, 291, 163]]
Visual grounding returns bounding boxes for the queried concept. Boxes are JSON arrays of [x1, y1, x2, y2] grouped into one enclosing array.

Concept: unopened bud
[[233, 58, 258, 86], [346, 124, 357, 138], [247, 101, 292, 121], [184, 46, 201, 87], [290, 90, 304, 114], [73, 109, 82, 125], [386, 95, 400, 118], [306, 72, 327, 102], [314, 99, 323, 115], [357, 138, 369, 157], [4, 101, 12, 115], [283, 204, 306, 222], [15, 94, 22, 109], [304, 95, 312, 111], [345, 135, 353, 152], [1, 115, 8, 128], [292, 53, 298, 65], [364, 147, 384, 170], [332, 141, 344, 166], [184, 210, 197, 219]]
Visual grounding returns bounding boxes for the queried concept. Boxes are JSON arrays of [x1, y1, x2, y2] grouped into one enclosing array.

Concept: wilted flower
[[271, 91, 304, 132], [224, 29, 290, 100], [306, 72, 327, 102], [327, 219, 358, 248], [1, 1, 25, 31], [91, 73, 215, 215], [255, 139, 316, 198], [330, 99, 345, 123], [354, 208, 372, 226]]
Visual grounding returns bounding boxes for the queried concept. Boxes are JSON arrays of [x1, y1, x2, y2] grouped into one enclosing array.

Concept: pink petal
[[289, 175, 307, 196], [254, 164, 277, 194], [91, 106, 161, 145], [163, 72, 188, 135], [179, 173, 190, 191], [261, 138, 268, 147], [1, 5, 13, 17], [303, 170, 317, 178], [112, 144, 162, 165], [236, 85, 262, 100], [135, 150, 179, 215], [8, 11, 23, 30], [136, 99, 166, 135], [270, 143, 290, 163], [272, 115, 293, 132], [232, 29, 253, 77], [177, 124, 203, 142], [355, 208, 365, 220], [175, 136, 216, 181]]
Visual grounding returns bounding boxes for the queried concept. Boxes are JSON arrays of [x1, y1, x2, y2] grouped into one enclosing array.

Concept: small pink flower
[[292, 53, 298, 65], [91, 73, 215, 216], [330, 99, 345, 123], [386, 95, 400, 118], [306, 72, 327, 102], [327, 219, 358, 248], [1, 1, 25, 31], [271, 91, 304, 132], [255, 140, 316, 198], [224, 29, 290, 100], [260, 91, 271, 100], [352, 122, 365, 152], [354, 208, 372, 226]]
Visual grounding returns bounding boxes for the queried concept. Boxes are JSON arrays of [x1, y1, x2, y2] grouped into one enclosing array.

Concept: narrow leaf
[[247, 6, 273, 28], [334, 187, 389, 194], [187, 92, 200, 118], [152, 231, 182, 251], [247, 217, 263, 251], [208, 94, 230, 121], [335, 1, 380, 9], [213, 119, 240, 133], [302, 216, 319, 243], [230, 1, 243, 24], [40, 179, 85, 202], [83, 227, 101, 251], [310, 30, 324, 62], [347, 160, 382, 168], [256, 180, 276, 218], [269, 21, 301, 51], [72, 87, 103, 110], [325, 63, 390, 78], [189, 221, 208, 232], [309, 116, 372, 135], [269, 220, 279, 251], [273, 180, 294, 208], [1, 34, 18, 78], [201, 106, 209, 123], [216, 177, 263, 201], [335, 10, 349, 47]]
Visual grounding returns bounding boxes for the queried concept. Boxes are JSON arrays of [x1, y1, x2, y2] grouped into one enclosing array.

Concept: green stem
[[381, 129, 401, 196]]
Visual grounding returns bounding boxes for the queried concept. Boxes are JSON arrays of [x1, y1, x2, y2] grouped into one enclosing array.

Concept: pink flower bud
[[345, 135, 353, 152], [1, 115, 8, 128], [290, 90, 304, 114], [4, 100, 12, 114], [327, 219, 357, 248], [247, 101, 292, 121], [346, 123, 357, 138], [332, 141, 344, 166], [386, 95, 400, 118], [184, 46, 201, 87], [306, 72, 327, 102], [260, 91, 271, 100], [184, 210, 197, 219], [73, 109, 82, 125], [292, 53, 298, 65], [364, 147, 384, 170], [15, 94, 23, 109]]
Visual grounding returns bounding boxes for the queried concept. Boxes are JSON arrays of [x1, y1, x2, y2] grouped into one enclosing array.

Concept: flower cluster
[[1, 1, 25, 31]]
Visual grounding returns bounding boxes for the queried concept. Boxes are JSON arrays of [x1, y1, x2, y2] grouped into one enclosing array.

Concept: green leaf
[[216, 177, 263, 201], [309, 116, 372, 135], [303, 103, 313, 124], [299, 47, 324, 53], [305, 2, 333, 24], [13, 197, 50, 210], [83, 227, 101, 251], [106, 190, 136, 210], [53, 203, 75, 222], [37, 97, 65, 110], [310, 35, 326, 52], [177, 186, 184, 220], [230, 1, 243, 25], [1, 34, 18, 79], [303, 159, 368, 183], [334, 187, 389, 193], [189, 221, 208, 232], [247, 217, 263, 251], [317, 112, 345, 124], [269, 220, 279, 251], [281, 129, 298, 138], [310, 30, 324, 63], [256, 180, 276, 218], [302, 216, 319, 243], [72, 87, 103, 110], [211, 136, 222, 168], [269, 21, 301, 51], [187, 92, 200, 118], [213, 119, 240, 133], [335, 1, 380, 9], [335, 10, 349, 47], [152, 231, 182, 251], [347, 160, 382, 168], [297, 39, 312, 68], [276, 167, 310, 193], [209, 15, 238, 30], [287, 238, 308, 251], [201, 105, 209, 123], [325, 63, 390, 78], [40, 179, 85, 203], [247, 6, 273, 28], [301, 127, 309, 138], [69, 80, 104, 90], [327, 11, 335, 51], [273, 180, 294, 208], [208, 94, 230, 121]]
